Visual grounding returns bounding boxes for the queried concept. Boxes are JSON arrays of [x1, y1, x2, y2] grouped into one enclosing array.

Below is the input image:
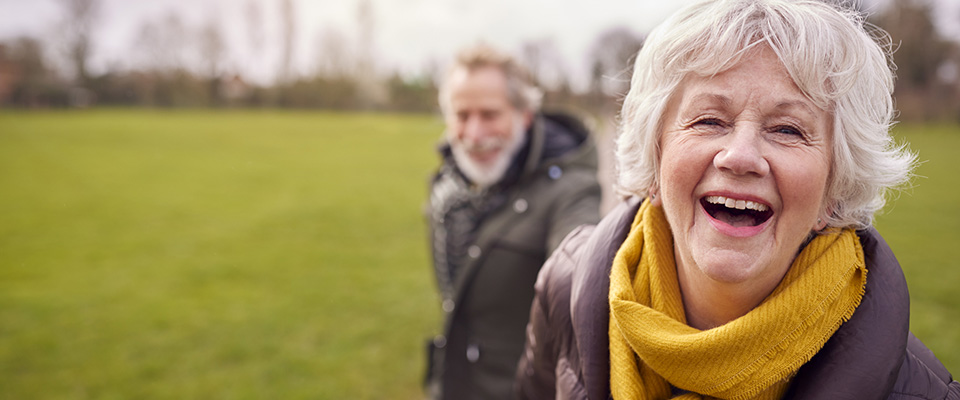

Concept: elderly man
[[425, 43, 602, 399]]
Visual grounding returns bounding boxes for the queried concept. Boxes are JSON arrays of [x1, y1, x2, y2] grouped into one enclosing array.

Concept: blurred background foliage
[[1, 0, 958, 121]]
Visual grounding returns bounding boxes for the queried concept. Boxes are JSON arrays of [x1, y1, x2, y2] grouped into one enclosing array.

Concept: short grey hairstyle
[[615, 0, 916, 229], [438, 43, 543, 114]]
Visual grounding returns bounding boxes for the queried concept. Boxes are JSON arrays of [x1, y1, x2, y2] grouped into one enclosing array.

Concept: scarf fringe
[[712, 243, 867, 399], [725, 271, 865, 400], [724, 234, 867, 400]]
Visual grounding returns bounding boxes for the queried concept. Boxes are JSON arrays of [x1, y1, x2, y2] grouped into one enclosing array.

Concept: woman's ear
[[648, 187, 662, 206], [815, 202, 835, 231], [814, 217, 828, 231]]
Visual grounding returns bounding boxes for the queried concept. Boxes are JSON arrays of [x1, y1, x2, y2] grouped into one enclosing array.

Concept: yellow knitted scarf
[[609, 201, 866, 400]]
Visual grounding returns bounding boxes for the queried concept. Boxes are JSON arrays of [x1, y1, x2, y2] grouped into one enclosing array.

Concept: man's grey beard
[[450, 116, 528, 189]]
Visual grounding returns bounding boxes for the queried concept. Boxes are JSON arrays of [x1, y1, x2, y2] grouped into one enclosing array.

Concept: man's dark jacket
[[516, 197, 960, 400], [425, 112, 602, 399]]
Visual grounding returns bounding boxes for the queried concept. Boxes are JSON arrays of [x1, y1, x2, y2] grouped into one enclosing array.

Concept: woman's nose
[[713, 125, 769, 177]]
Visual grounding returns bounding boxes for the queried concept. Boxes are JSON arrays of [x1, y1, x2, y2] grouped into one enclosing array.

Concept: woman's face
[[656, 47, 832, 289]]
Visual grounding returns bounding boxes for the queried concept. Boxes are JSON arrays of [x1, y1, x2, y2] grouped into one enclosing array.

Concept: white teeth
[[704, 195, 769, 212]]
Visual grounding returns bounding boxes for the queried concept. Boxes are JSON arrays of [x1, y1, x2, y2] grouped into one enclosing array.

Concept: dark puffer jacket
[[516, 197, 960, 400], [426, 111, 602, 400]]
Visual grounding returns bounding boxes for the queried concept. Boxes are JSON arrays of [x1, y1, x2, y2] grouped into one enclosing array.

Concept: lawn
[[0, 110, 957, 399], [0, 110, 445, 399], [874, 123, 960, 374]]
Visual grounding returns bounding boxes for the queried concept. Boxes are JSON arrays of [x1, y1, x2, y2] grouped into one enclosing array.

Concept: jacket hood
[[521, 111, 598, 176]]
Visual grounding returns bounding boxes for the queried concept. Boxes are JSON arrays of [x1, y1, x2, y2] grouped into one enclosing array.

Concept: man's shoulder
[[537, 111, 597, 169]]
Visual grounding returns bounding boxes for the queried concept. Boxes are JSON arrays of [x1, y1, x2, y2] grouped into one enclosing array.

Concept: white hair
[[438, 43, 543, 115], [615, 0, 916, 229]]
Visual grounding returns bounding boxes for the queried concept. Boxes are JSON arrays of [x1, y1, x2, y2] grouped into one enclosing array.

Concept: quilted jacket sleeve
[[887, 333, 960, 400], [516, 225, 594, 400]]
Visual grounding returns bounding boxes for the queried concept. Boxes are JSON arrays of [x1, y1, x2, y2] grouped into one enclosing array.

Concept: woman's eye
[[694, 118, 723, 127], [774, 125, 803, 136]]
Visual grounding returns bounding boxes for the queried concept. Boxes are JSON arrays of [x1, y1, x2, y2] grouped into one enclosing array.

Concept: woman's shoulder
[[536, 224, 596, 300], [537, 197, 643, 300], [888, 333, 960, 400], [518, 199, 642, 400], [786, 228, 959, 399]]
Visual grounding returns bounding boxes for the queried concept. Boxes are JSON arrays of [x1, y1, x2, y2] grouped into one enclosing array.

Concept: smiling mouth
[[701, 195, 773, 227]]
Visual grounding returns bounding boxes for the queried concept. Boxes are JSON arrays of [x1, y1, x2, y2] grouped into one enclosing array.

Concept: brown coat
[[516, 197, 960, 400]]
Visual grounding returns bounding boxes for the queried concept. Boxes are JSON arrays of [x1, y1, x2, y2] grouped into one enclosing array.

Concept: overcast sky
[[1, 0, 957, 88]]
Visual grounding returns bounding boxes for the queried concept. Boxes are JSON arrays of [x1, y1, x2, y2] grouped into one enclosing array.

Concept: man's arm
[[546, 168, 602, 254]]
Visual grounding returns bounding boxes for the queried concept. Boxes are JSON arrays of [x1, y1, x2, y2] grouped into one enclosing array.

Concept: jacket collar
[[568, 198, 910, 399], [570, 197, 640, 399]]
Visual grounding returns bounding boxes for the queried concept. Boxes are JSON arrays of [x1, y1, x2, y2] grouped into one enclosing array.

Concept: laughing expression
[[656, 46, 833, 290]]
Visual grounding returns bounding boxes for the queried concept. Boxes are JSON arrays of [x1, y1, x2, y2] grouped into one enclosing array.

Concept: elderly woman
[[515, 0, 960, 399]]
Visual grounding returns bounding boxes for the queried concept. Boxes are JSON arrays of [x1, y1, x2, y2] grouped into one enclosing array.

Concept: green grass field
[[0, 110, 957, 398], [874, 123, 960, 374]]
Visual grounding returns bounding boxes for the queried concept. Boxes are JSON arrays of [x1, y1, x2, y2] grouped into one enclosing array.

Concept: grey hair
[[615, 0, 916, 229], [438, 43, 543, 114]]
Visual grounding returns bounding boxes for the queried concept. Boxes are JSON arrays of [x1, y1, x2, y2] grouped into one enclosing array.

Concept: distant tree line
[[1, 0, 958, 121], [870, 0, 960, 121]]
